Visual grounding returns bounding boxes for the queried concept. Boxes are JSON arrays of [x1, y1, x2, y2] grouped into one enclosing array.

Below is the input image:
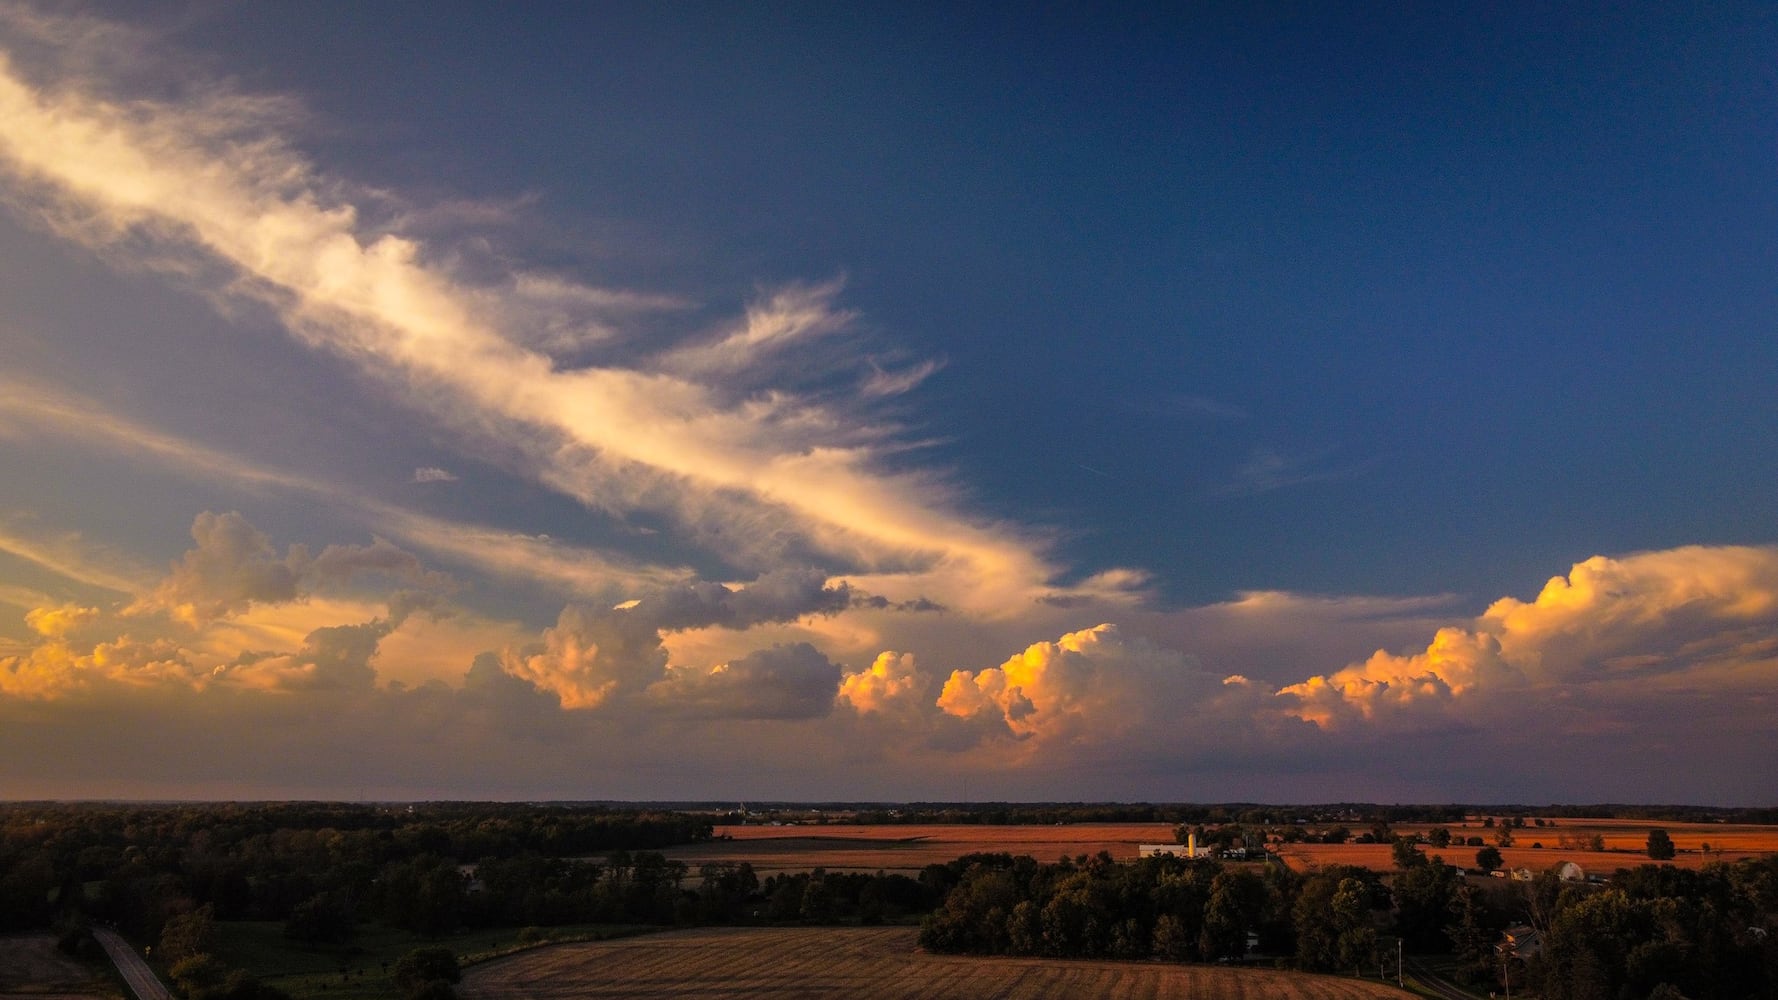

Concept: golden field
[[644, 818, 1777, 878], [459, 926, 1413, 1000], [653, 822, 1179, 876], [1277, 818, 1778, 873]]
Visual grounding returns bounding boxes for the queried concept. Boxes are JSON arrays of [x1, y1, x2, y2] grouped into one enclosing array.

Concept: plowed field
[[459, 926, 1413, 1000]]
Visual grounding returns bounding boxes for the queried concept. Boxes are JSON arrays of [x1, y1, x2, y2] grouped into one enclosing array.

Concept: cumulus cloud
[[23, 603, 98, 639], [837, 650, 926, 716], [937, 623, 1220, 746], [1276, 545, 1778, 728], [131, 512, 447, 625], [646, 642, 841, 720], [497, 567, 855, 709], [412, 466, 457, 483]]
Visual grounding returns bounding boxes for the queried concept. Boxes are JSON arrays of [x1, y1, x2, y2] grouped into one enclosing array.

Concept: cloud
[[1276, 545, 1778, 728], [412, 466, 457, 483], [861, 359, 943, 398], [0, 377, 690, 599], [131, 511, 447, 626], [0, 513, 150, 594], [1217, 446, 1375, 497], [23, 603, 98, 639], [937, 623, 1219, 747], [837, 650, 926, 716], [220, 616, 395, 693], [497, 567, 855, 709], [0, 27, 1070, 617], [646, 642, 841, 720]]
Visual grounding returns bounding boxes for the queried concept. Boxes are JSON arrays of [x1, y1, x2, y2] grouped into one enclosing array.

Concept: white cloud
[[412, 466, 457, 483], [0, 29, 1070, 618]]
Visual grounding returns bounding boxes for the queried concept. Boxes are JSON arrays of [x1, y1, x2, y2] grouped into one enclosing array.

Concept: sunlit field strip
[[459, 926, 1415, 1000]]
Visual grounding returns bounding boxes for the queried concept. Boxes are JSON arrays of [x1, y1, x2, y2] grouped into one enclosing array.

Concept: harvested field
[[1276, 819, 1778, 874], [654, 823, 1178, 877], [647, 819, 1777, 880], [460, 926, 1413, 1000], [0, 934, 119, 1000]]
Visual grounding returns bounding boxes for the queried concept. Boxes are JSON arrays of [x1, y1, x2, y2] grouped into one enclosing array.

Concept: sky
[[1, 2, 1775, 804]]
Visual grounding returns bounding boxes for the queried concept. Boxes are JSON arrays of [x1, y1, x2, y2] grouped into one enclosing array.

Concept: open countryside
[[5, 802, 1777, 1000], [459, 926, 1413, 1000], [641, 817, 1778, 879]]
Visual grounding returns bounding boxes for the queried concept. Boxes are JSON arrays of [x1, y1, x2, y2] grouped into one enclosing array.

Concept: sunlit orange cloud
[[1275, 545, 1778, 728], [835, 650, 923, 716], [0, 28, 1080, 617]]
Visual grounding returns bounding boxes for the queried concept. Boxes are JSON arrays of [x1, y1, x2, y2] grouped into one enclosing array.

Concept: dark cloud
[[135, 512, 450, 625], [647, 642, 841, 720], [503, 567, 855, 708]]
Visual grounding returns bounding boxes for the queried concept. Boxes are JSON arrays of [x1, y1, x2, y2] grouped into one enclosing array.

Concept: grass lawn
[[211, 921, 655, 1000]]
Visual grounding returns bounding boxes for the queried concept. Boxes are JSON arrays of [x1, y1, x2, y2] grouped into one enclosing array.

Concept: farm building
[[1557, 861, 1586, 881], [1139, 832, 1209, 858]]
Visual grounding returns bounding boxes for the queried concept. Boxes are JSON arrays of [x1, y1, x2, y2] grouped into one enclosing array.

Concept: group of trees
[[1523, 858, 1778, 999], [920, 843, 1778, 998], [0, 801, 715, 1000], [920, 852, 1324, 967]]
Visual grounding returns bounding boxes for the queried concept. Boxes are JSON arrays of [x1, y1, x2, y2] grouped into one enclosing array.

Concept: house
[[1511, 867, 1535, 881], [1500, 925, 1541, 959]]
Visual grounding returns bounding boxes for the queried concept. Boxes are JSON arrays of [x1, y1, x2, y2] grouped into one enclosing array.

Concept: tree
[[1332, 877, 1377, 976], [392, 947, 460, 998], [1392, 837, 1427, 870], [284, 891, 357, 946], [1476, 846, 1503, 873], [160, 904, 216, 965], [1427, 827, 1452, 849], [1647, 829, 1676, 861]]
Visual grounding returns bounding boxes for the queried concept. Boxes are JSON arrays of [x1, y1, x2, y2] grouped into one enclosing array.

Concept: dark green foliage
[[392, 946, 460, 992], [284, 890, 357, 946], [1648, 828, 1677, 860], [1391, 857, 1458, 952]]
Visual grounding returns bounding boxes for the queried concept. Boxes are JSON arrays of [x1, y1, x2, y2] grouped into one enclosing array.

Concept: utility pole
[[1397, 937, 1403, 988]]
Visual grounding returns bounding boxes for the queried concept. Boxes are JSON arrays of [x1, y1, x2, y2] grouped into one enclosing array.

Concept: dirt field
[[0, 935, 120, 999], [459, 926, 1413, 1000], [654, 822, 1179, 877], [1275, 818, 1778, 874]]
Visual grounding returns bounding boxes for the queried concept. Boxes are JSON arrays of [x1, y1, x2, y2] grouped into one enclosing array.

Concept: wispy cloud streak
[[0, 23, 1066, 614]]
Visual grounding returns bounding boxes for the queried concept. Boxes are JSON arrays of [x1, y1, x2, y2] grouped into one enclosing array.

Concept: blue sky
[[1, 2, 1775, 803]]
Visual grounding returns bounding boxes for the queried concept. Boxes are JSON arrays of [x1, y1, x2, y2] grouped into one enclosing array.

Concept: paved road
[[93, 928, 171, 1000]]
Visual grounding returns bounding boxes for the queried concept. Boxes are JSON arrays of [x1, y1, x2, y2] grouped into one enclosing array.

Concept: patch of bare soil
[[0, 935, 119, 999]]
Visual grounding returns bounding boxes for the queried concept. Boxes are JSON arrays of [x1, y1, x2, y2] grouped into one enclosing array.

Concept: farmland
[[459, 926, 1414, 1000], [0, 935, 119, 1000], [1273, 817, 1778, 873], [640, 817, 1778, 879], [648, 822, 1177, 877]]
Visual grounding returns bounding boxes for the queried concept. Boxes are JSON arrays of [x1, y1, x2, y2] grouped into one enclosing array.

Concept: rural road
[[93, 927, 171, 1000], [1403, 957, 1483, 1000]]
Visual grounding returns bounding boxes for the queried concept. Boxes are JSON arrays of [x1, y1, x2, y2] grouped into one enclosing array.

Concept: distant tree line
[[743, 801, 1778, 826]]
